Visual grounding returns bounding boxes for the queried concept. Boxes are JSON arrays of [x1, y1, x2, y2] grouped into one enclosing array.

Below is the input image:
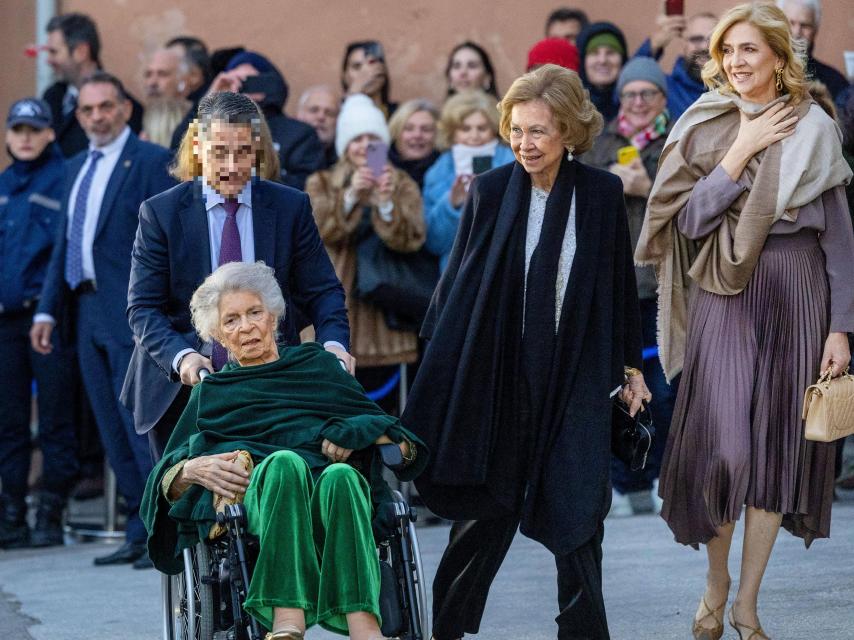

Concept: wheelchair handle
[[198, 368, 211, 381]]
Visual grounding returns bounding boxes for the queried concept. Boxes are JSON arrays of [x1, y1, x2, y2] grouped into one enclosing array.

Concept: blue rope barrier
[[365, 370, 401, 401]]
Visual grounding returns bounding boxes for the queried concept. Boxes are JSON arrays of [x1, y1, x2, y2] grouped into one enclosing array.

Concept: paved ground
[[2, 491, 854, 639]]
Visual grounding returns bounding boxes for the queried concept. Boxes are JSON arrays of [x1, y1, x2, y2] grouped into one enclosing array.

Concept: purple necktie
[[212, 198, 242, 370]]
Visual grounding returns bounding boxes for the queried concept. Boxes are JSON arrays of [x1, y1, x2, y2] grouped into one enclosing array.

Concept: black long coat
[[402, 160, 642, 556]]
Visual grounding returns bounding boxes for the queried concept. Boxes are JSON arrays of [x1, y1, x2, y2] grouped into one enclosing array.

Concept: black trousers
[[148, 384, 191, 463], [432, 515, 609, 640], [0, 310, 78, 506]]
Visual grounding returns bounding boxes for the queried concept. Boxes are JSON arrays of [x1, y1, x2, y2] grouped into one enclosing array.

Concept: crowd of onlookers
[[1, 0, 852, 556]]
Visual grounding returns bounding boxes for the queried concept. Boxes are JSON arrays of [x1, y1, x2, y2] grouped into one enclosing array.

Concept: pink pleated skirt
[[659, 230, 837, 547]]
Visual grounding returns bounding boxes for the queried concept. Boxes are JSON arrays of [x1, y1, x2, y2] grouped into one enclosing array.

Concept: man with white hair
[[142, 47, 185, 101], [296, 85, 340, 168], [777, 0, 848, 98]]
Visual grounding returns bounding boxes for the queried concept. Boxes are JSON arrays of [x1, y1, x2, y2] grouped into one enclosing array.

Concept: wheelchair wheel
[[392, 490, 431, 640], [170, 543, 216, 640]]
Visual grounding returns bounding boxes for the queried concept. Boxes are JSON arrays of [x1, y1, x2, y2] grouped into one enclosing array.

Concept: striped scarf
[[617, 110, 669, 150]]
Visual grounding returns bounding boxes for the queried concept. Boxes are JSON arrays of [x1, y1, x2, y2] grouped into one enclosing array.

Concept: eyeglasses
[[619, 89, 662, 104]]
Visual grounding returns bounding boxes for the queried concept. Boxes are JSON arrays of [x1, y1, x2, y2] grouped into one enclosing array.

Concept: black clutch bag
[[611, 398, 655, 471]]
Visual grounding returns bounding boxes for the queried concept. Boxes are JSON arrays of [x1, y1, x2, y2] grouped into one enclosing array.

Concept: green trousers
[[242, 450, 381, 635]]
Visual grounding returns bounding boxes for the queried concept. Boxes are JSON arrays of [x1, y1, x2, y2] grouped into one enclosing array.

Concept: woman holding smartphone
[[422, 90, 514, 270], [584, 57, 676, 518], [305, 94, 424, 382]]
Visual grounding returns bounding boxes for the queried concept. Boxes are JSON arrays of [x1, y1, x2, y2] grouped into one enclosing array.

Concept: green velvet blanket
[[141, 342, 427, 574]]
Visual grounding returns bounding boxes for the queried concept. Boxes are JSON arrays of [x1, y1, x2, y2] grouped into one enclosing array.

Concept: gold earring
[[775, 67, 784, 92]]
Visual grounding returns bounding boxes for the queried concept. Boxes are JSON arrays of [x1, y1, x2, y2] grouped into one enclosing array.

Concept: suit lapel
[[251, 181, 276, 265], [93, 134, 135, 240], [179, 181, 212, 281], [64, 154, 87, 215]]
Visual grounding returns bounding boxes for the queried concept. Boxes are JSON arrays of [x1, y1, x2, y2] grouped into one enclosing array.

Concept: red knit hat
[[526, 38, 580, 72]]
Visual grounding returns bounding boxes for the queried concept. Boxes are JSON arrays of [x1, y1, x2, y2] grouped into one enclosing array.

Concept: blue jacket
[[0, 144, 65, 313], [36, 133, 175, 340], [422, 145, 515, 270], [122, 178, 349, 434], [635, 39, 706, 122]]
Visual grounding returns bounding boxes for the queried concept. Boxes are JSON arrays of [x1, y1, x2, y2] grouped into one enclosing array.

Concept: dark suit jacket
[[123, 178, 350, 434], [36, 133, 175, 342], [43, 81, 145, 158]]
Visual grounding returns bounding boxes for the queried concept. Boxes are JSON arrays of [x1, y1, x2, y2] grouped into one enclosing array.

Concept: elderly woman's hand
[[182, 451, 251, 500], [620, 372, 652, 417], [322, 439, 354, 463]]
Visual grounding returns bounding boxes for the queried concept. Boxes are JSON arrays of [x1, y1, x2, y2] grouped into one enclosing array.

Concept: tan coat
[[305, 161, 425, 367]]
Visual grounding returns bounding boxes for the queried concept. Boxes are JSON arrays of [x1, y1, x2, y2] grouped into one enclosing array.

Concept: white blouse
[[524, 186, 577, 331]]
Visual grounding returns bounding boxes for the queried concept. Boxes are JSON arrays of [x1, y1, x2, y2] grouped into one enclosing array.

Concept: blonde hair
[[437, 90, 500, 149], [388, 98, 439, 144], [498, 64, 602, 155], [141, 97, 190, 149], [171, 99, 280, 181], [702, 2, 808, 103]]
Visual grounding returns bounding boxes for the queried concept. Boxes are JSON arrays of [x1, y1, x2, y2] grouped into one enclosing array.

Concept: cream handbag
[[802, 368, 854, 442]]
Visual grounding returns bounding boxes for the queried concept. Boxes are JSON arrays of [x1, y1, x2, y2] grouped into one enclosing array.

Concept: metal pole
[[104, 459, 117, 533], [398, 364, 411, 501], [34, 0, 57, 95]]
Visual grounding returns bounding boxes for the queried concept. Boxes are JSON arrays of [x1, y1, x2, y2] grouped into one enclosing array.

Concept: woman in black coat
[[402, 64, 649, 640]]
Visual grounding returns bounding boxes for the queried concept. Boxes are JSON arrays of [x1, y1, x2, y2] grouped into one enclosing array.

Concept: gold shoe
[[264, 628, 304, 640], [728, 608, 770, 640], [692, 595, 725, 640]]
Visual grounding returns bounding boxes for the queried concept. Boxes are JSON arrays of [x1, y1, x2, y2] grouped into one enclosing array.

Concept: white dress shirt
[[67, 126, 132, 282], [203, 180, 255, 270]]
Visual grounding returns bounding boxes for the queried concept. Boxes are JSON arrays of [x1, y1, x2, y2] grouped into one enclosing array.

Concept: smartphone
[[617, 145, 639, 165], [241, 72, 280, 97], [366, 141, 388, 178], [472, 156, 493, 175], [665, 0, 684, 15]]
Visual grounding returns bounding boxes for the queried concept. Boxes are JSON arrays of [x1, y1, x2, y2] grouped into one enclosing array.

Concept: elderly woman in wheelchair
[[141, 261, 427, 640]]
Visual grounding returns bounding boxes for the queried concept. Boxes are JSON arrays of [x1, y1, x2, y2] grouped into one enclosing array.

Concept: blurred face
[[46, 30, 84, 84], [619, 80, 667, 131], [448, 47, 490, 93], [721, 21, 782, 104], [216, 291, 277, 367], [343, 48, 388, 97], [547, 19, 583, 44], [143, 49, 183, 99], [345, 133, 382, 167], [683, 15, 716, 81], [76, 82, 132, 147], [198, 120, 257, 197], [509, 100, 565, 187], [781, 1, 817, 48], [453, 111, 495, 146], [296, 88, 339, 145], [5, 124, 56, 161], [585, 46, 622, 88], [397, 110, 437, 160]]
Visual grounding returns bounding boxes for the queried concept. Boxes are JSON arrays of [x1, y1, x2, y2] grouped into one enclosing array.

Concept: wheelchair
[[161, 488, 430, 640]]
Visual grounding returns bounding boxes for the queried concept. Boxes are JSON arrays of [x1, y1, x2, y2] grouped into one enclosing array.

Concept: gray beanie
[[617, 57, 668, 96]]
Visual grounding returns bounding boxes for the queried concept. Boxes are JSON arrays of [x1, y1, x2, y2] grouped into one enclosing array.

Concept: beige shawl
[[635, 90, 852, 381]]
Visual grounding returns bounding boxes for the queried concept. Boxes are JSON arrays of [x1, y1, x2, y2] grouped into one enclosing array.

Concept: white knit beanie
[[335, 93, 390, 158]]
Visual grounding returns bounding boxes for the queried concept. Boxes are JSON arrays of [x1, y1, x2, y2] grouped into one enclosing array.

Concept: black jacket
[[402, 160, 642, 555], [42, 81, 144, 158]]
